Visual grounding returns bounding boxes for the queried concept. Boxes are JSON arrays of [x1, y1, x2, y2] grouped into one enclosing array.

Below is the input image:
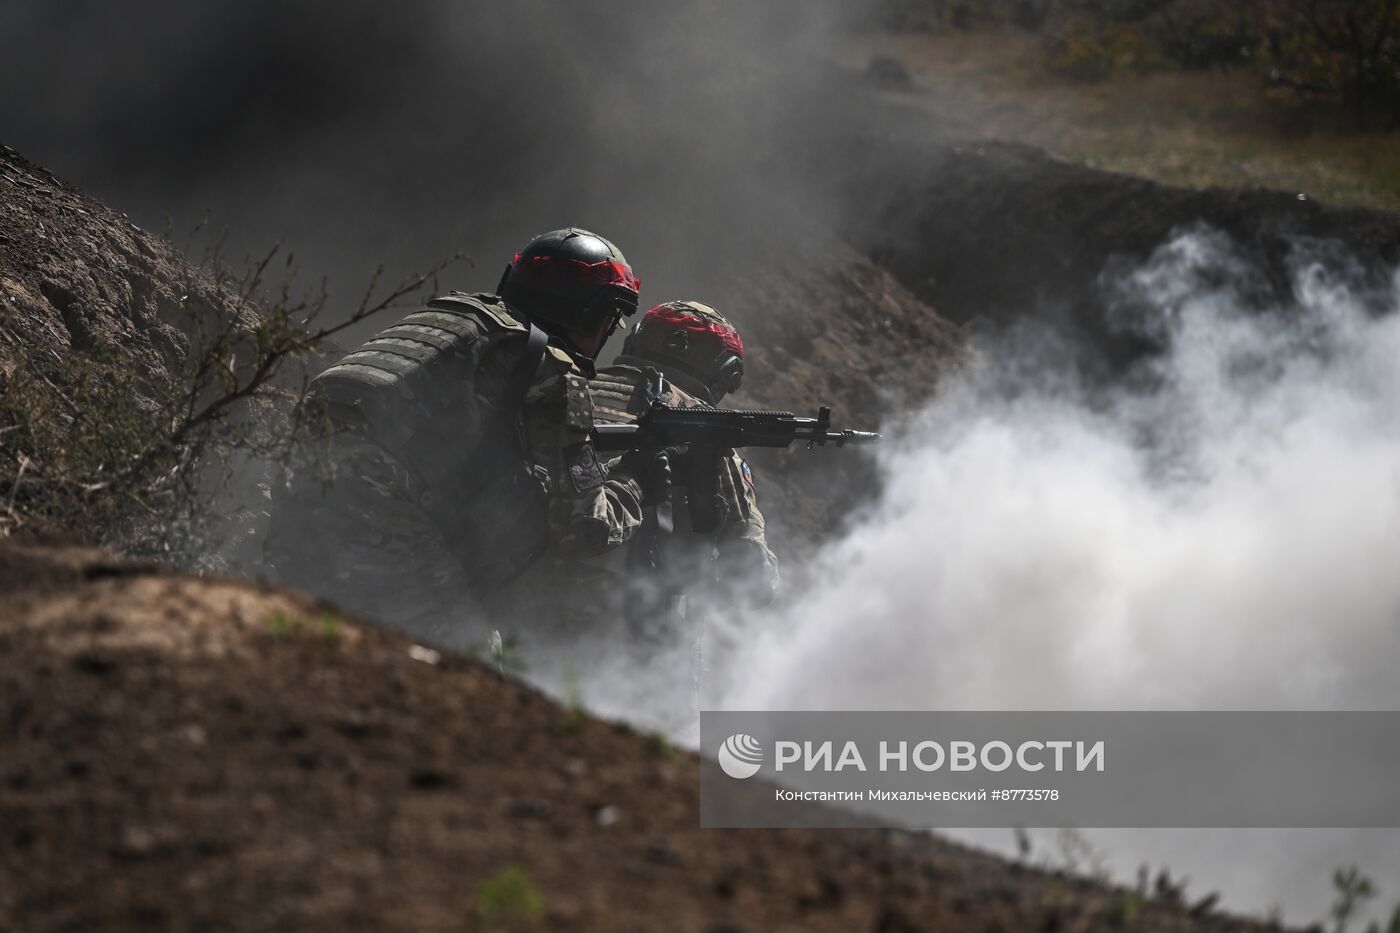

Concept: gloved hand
[[617, 447, 680, 507]]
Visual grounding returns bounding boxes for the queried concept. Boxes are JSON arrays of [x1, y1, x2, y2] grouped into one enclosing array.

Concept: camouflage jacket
[[590, 358, 779, 584], [307, 292, 644, 587], [463, 357, 780, 635]]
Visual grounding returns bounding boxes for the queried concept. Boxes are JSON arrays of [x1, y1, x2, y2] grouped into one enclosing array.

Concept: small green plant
[[646, 731, 680, 762], [1100, 889, 1144, 926], [559, 672, 588, 735], [265, 611, 297, 637], [316, 613, 343, 642], [466, 630, 528, 676], [1153, 867, 1189, 907], [263, 610, 343, 642], [1055, 827, 1110, 882], [1332, 865, 1377, 933], [474, 866, 545, 926], [489, 629, 528, 676], [1047, 29, 1156, 80], [1014, 826, 1033, 862]]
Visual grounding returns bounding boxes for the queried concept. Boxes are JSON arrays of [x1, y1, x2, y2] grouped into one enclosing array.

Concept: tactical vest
[[589, 362, 656, 425], [311, 292, 551, 591]]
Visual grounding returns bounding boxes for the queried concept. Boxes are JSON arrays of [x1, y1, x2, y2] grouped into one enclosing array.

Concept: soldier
[[591, 300, 780, 633], [265, 228, 670, 640]]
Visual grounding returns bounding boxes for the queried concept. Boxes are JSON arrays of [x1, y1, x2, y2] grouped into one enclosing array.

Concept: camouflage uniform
[[479, 354, 779, 640], [588, 357, 780, 634], [264, 292, 645, 640], [592, 358, 776, 569]]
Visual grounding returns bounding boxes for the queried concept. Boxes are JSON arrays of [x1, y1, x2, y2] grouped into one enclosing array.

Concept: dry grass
[[844, 31, 1400, 212]]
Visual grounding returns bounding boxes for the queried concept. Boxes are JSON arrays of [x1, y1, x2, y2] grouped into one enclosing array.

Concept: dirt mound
[[0, 538, 1284, 932], [827, 137, 1400, 372], [0, 144, 247, 386], [0, 145, 273, 550], [715, 224, 966, 553]]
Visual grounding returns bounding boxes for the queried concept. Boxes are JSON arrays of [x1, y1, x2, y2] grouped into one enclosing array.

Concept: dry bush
[[0, 247, 451, 565]]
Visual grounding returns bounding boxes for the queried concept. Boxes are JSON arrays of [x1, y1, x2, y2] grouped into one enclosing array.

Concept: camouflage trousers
[[264, 433, 476, 643]]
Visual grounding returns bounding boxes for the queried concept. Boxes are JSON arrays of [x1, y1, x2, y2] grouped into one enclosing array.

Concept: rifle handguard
[[592, 403, 880, 453]]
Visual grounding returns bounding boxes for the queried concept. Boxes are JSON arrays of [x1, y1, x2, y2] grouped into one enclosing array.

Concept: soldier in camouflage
[[265, 228, 670, 640], [591, 300, 780, 635]]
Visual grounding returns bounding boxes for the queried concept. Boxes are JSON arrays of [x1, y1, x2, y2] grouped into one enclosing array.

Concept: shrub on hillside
[[890, 0, 1400, 127], [1042, 0, 1258, 78], [0, 249, 447, 565], [872, 0, 1043, 33], [1262, 0, 1400, 127]]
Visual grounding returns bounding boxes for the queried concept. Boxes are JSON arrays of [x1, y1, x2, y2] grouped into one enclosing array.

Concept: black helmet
[[622, 300, 745, 402], [497, 228, 641, 353]]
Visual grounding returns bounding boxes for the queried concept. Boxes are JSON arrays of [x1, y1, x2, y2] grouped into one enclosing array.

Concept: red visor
[[512, 252, 641, 294], [643, 303, 744, 358]]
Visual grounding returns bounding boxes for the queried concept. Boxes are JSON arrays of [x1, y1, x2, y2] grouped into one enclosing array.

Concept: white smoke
[[691, 229, 1400, 925], [720, 229, 1400, 714], [549, 229, 1400, 924]]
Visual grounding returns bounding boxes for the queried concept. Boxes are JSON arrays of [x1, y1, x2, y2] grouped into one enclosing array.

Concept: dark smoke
[[1, 0, 859, 334]]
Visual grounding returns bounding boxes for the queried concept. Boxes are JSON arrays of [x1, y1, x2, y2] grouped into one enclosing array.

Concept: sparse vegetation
[[1055, 827, 1110, 882], [1100, 888, 1144, 926], [871, 0, 1400, 128], [465, 629, 529, 676], [0, 236, 453, 567], [1331, 865, 1378, 933], [474, 866, 545, 926], [1263, 0, 1400, 128], [645, 730, 679, 761], [1013, 826, 1033, 862], [560, 673, 589, 735], [850, 9, 1400, 212], [264, 610, 344, 643]]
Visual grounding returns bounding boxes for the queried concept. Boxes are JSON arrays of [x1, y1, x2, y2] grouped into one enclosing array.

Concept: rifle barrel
[[590, 404, 879, 452]]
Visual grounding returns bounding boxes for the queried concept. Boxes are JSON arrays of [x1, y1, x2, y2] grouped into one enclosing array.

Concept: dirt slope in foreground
[[0, 539, 1287, 933]]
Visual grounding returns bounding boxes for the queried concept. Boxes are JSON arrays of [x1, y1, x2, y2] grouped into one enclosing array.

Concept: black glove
[[617, 448, 678, 507]]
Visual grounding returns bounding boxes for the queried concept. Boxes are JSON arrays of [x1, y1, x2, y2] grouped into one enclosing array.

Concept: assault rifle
[[592, 402, 879, 532]]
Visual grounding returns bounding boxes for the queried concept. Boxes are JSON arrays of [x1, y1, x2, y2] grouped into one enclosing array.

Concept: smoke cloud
[[718, 230, 1400, 713], [664, 230, 1399, 924], [0, 0, 855, 328]]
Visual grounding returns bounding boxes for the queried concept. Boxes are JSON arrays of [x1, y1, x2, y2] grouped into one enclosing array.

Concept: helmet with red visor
[[622, 300, 745, 402], [497, 228, 641, 359]]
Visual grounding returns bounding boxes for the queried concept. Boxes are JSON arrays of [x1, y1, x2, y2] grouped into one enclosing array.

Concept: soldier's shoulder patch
[[562, 373, 593, 431], [565, 440, 605, 492], [740, 459, 754, 487], [544, 346, 575, 370]]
